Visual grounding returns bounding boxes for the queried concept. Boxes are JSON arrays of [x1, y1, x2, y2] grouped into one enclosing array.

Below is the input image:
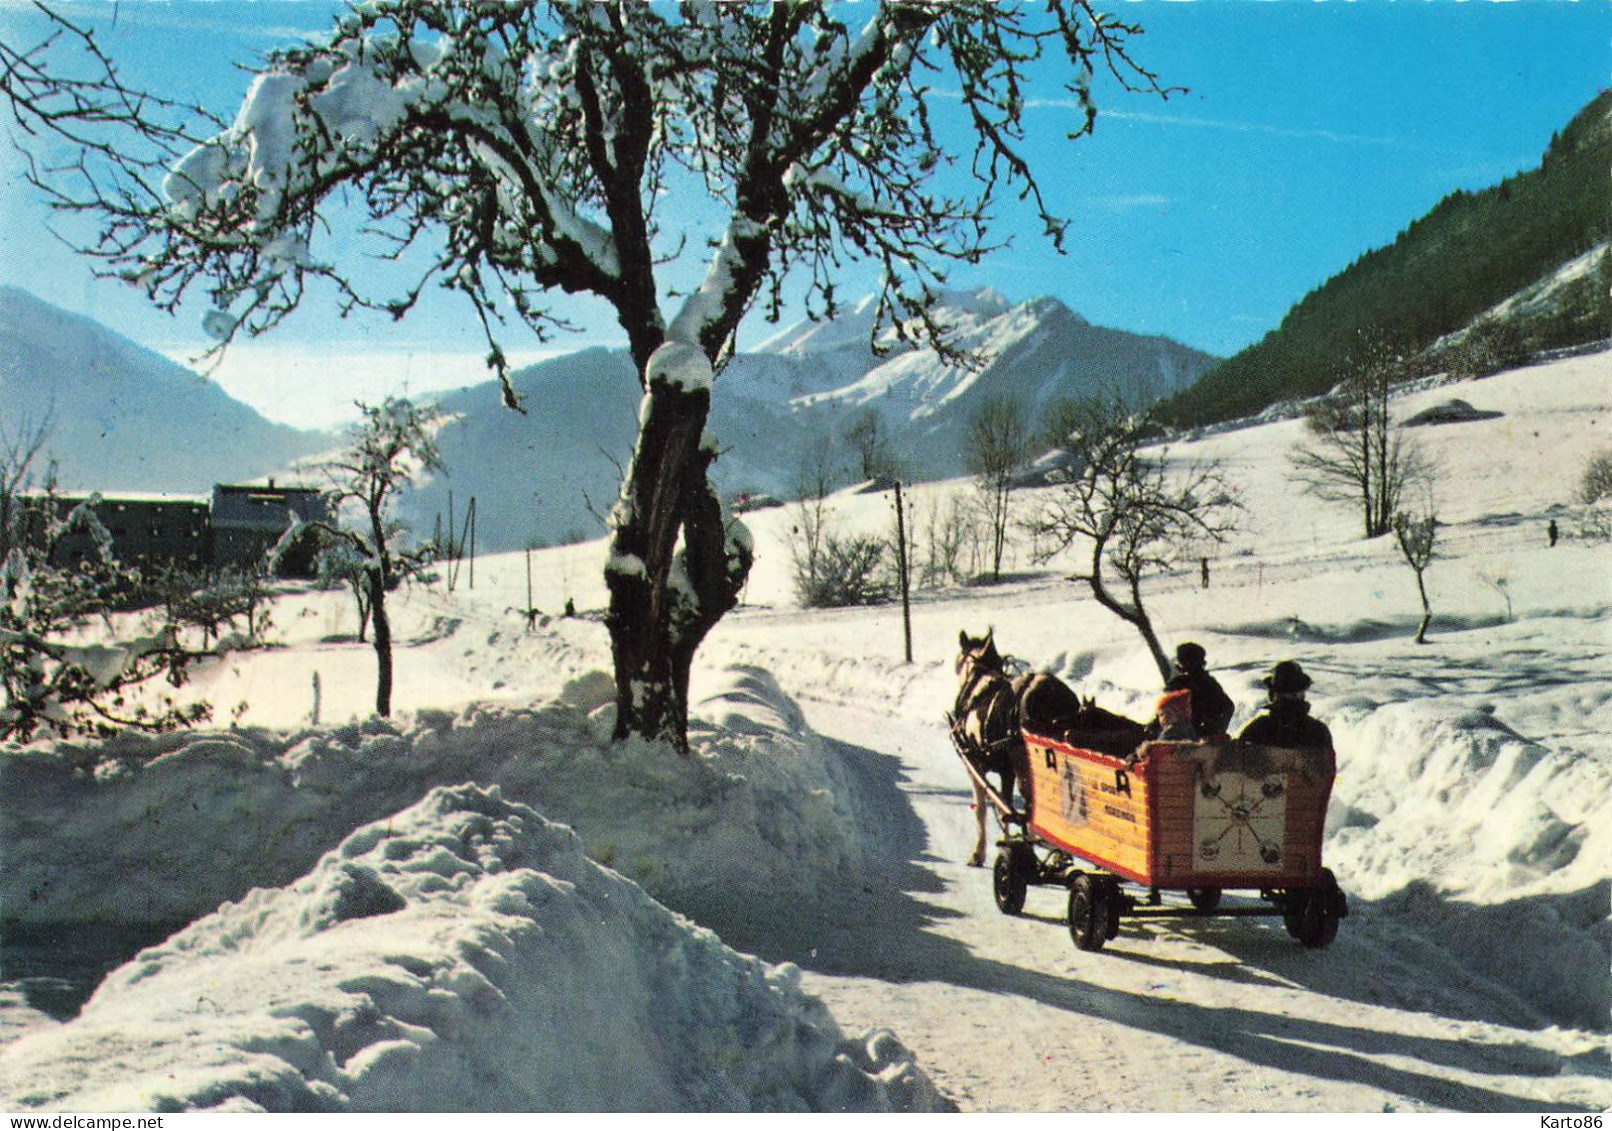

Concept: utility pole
[[467, 496, 476, 590], [894, 481, 912, 664]]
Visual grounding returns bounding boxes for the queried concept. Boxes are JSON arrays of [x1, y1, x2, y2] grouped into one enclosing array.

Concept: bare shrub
[[796, 534, 893, 609], [1578, 449, 1612, 541]]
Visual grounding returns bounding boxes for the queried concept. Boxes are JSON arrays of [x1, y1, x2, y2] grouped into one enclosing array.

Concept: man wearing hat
[[1237, 660, 1333, 748], [1163, 642, 1236, 739]]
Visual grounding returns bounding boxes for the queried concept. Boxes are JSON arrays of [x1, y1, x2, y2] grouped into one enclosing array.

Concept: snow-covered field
[[2, 352, 1608, 1112]]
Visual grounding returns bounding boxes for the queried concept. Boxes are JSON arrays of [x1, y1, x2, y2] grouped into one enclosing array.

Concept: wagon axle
[[992, 837, 1348, 953]]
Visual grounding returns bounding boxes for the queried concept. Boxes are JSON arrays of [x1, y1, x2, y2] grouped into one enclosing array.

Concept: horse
[[952, 629, 1026, 867], [953, 629, 1150, 866]]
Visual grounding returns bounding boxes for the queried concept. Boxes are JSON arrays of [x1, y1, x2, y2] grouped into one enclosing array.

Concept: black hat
[[1262, 660, 1312, 694], [1175, 642, 1207, 670]]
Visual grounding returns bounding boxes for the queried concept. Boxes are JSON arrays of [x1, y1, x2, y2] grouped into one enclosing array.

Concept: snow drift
[[0, 665, 951, 1111], [0, 785, 949, 1112], [1, 667, 860, 933]]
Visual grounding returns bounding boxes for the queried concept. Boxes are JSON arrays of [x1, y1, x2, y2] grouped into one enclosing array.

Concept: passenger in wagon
[[1163, 642, 1235, 738], [1237, 660, 1333, 748], [1152, 688, 1195, 739]]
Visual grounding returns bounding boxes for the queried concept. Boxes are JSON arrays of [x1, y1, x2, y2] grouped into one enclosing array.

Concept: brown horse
[[952, 629, 1024, 866], [953, 629, 1148, 866]]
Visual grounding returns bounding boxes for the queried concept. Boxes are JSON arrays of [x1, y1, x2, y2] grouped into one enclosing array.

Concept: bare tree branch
[[1029, 396, 1241, 680]]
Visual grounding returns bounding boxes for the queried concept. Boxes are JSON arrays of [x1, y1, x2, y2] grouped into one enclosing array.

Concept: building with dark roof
[[24, 481, 330, 578], [209, 482, 331, 576], [38, 493, 210, 574]]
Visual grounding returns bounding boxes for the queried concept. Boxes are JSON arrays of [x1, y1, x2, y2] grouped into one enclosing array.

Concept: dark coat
[[1167, 669, 1236, 738], [1237, 699, 1333, 749]]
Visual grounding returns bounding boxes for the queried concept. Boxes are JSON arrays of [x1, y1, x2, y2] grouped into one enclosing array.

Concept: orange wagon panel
[[1023, 732, 1334, 889], [1024, 735, 1151, 881]]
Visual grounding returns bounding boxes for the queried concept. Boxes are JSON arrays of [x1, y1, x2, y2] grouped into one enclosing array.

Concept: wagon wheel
[[1100, 877, 1124, 940], [1186, 886, 1221, 913], [1067, 873, 1112, 952], [992, 845, 1033, 916], [1283, 868, 1345, 948]]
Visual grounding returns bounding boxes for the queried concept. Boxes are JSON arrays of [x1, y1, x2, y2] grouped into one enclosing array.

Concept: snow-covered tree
[[1, 486, 207, 743], [0, 418, 52, 588], [1029, 396, 1240, 681], [159, 565, 276, 651], [4, 1, 1166, 750], [310, 398, 443, 718]]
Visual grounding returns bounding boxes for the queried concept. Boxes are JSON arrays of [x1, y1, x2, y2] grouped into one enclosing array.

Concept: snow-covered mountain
[[0, 285, 1211, 548], [720, 287, 1216, 480], [406, 289, 1218, 550], [0, 288, 327, 493]]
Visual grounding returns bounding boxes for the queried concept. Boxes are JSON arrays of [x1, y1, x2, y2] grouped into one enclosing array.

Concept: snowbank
[[0, 785, 950, 1112], [1326, 702, 1610, 903], [1322, 701, 1611, 1030], [2, 666, 862, 932]]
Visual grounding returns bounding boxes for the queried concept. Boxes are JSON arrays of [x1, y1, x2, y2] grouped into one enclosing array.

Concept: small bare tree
[[917, 491, 971, 588], [845, 408, 898, 483], [1474, 568, 1513, 623], [795, 534, 893, 609], [310, 398, 443, 717], [966, 393, 1034, 582], [786, 441, 842, 607], [1392, 510, 1437, 644], [1029, 397, 1240, 681], [1291, 335, 1428, 539], [1577, 449, 1612, 542], [315, 538, 375, 643]]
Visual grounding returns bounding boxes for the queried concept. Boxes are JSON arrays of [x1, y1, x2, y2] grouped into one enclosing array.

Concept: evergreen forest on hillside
[[1162, 90, 1612, 428]]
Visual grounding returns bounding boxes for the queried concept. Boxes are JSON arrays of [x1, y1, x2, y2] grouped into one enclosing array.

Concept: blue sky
[[1, 0, 1606, 427]]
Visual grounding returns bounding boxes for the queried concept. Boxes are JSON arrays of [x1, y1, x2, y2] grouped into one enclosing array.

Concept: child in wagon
[[1153, 688, 1195, 739]]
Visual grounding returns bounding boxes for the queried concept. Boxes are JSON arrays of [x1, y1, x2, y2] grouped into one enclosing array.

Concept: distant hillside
[[1162, 89, 1612, 427], [401, 289, 1219, 551], [406, 347, 641, 553], [0, 288, 328, 492]]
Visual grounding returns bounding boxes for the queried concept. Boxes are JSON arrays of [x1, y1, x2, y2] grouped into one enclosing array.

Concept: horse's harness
[[954, 651, 1026, 768]]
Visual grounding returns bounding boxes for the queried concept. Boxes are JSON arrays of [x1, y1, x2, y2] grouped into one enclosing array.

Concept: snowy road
[[689, 690, 1608, 1114]]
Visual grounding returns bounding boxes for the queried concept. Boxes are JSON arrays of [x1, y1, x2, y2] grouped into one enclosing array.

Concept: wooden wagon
[[953, 718, 1348, 952]]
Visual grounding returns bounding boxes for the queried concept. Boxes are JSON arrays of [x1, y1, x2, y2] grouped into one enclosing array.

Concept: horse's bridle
[[955, 649, 1011, 721]]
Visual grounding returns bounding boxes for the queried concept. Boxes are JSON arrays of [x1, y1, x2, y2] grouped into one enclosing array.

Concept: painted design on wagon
[[1193, 770, 1288, 870]]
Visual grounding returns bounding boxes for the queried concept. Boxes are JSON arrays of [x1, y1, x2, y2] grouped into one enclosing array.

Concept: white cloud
[[1092, 193, 1173, 212], [1026, 97, 1424, 151]]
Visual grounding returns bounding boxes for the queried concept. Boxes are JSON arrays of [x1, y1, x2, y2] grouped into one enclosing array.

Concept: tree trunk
[[605, 378, 750, 752], [1084, 548, 1172, 683], [989, 498, 1001, 581], [1360, 404, 1380, 539], [351, 579, 371, 643], [1414, 571, 1431, 644], [369, 569, 392, 716], [1127, 571, 1172, 682]]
